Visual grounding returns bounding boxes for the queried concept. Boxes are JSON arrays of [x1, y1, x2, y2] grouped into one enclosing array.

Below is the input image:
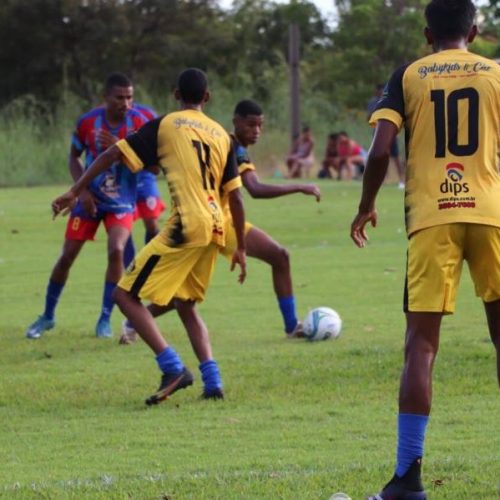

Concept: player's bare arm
[[228, 187, 246, 284], [53, 145, 123, 218], [68, 144, 97, 216], [350, 119, 398, 248], [242, 170, 320, 201]]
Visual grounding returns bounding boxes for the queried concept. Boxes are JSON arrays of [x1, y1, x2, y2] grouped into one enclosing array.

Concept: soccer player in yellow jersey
[[120, 99, 321, 345], [351, 1, 500, 498], [52, 68, 247, 404]]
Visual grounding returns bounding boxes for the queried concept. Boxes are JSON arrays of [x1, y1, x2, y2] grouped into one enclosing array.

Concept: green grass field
[[1, 181, 499, 499]]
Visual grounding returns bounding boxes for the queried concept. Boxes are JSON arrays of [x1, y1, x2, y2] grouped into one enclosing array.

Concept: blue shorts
[[135, 171, 165, 220], [137, 171, 161, 201]]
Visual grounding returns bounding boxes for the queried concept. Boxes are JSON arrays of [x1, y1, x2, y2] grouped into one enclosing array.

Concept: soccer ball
[[303, 307, 342, 341]]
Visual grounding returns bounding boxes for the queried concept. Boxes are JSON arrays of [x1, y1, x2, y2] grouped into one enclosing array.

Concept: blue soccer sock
[[278, 295, 298, 333], [43, 280, 65, 321], [98, 281, 116, 322], [199, 360, 222, 392], [156, 347, 184, 375], [396, 413, 429, 477], [123, 236, 135, 268]]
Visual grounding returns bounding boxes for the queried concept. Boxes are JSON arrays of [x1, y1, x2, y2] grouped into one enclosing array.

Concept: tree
[[321, 0, 428, 108], [0, 0, 65, 105]]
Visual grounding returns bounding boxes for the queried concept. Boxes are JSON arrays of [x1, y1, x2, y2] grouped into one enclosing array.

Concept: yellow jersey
[[221, 135, 256, 218], [117, 109, 241, 248], [370, 49, 500, 236]]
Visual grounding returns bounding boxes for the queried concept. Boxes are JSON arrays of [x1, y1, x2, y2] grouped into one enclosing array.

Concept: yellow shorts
[[218, 220, 253, 259], [119, 238, 218, 305], [174, 221, 252, 302], [405, 223, 500, 313]]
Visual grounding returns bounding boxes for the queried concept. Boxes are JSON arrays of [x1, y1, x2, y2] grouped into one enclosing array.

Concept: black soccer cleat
[[201, 387, 224, 400], [145, 367, 194, 406], [367, 458, 426, 500]]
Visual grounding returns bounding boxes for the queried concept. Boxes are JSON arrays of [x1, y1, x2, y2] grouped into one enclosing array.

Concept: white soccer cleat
[[286, 320, 305, 339], [119, 319, 138, 345]]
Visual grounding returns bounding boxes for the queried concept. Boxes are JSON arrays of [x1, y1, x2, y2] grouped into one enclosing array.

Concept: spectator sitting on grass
[[318, 132, 339, 179], [336, 131, 367, 180], [286, 126, 315, 178]]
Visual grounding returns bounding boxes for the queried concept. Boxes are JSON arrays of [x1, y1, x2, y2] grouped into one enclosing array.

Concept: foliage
[[0, 0, 499, 114], [326, 0, 429, 107], [490, 0, 500, 18], [479, 2, 500, 58], [0, 92, 375, 188], [0, 0, 499, 179]]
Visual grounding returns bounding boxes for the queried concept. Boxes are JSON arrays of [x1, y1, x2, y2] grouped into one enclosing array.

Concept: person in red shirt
[[336, 131, 367, 180]]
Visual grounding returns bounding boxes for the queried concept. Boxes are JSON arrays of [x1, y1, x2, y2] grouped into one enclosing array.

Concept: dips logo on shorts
[[440, 163, 469, 195]]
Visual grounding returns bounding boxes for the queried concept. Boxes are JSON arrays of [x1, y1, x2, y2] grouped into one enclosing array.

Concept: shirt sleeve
[[115, 117, 162, 173], [71, 117, 86, 154], [369, 64, 408, 130], [221, 145, 242, 194], [235, 143, 256, 174]]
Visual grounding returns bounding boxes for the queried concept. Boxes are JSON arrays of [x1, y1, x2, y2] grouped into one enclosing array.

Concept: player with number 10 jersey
[[371, 50, 500, 236], [358, 3, 500, 495]]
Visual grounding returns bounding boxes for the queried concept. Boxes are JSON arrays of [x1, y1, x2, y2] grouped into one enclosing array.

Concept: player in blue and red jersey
[[132, 104, 166, 239], [121, 103, 166, 271], [26, 73, 147, 339]]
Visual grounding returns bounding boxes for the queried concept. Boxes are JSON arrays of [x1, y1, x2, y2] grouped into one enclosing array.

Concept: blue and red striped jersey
[[72, 106, 146, 212]]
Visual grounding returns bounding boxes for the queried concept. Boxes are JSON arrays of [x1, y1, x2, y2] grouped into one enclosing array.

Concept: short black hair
[[329, 133, 339, 140], [234, 99, 263, 117], [177, 68, 208, 104], [425, 0, 476, 42], [302, 125, 311, 133], [105, 72, 132, 94]]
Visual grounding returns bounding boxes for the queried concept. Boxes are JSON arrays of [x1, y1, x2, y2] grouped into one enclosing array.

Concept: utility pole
[[288, 23, 300, 146]]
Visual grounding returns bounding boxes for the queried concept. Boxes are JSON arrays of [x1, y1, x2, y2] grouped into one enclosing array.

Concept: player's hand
[[52, 191, 78, 219], [230, 249, 247, 284], [302, 184, 321, 202], [350, 208, 377, 248], [79, 190, 97, 217], [96, 129, 117, 149]]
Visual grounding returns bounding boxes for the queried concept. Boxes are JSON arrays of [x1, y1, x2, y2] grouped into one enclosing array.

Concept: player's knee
[[273, 245, 290, 269], [108, 246, 124, 263], [404, 328, 438, 358]]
